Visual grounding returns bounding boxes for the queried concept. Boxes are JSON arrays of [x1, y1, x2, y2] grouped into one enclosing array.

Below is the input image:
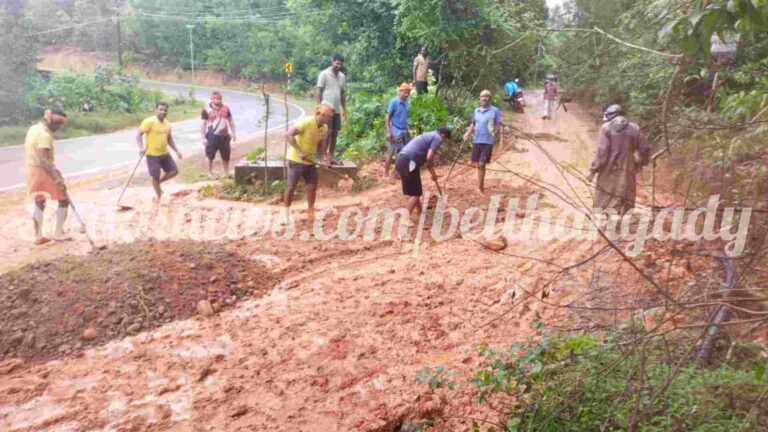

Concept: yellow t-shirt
[[140, 116, 171, 156], [24, 123, 54, 167], [286, 116, 328, 165]]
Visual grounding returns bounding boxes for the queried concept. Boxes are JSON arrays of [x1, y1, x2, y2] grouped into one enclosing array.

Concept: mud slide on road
[[0, 94, 667, 431]]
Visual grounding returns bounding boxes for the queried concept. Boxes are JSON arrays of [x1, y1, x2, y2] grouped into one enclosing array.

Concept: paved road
[[0, 81, 306, 193]]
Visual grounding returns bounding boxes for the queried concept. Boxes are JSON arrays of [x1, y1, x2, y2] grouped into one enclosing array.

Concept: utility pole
[[186, 24, 195, 85], [116, 12, 122, 68]]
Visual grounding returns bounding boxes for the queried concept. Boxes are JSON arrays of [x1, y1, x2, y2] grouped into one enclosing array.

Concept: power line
[[1, 17, 115, 40], [131, 9, 322, 23], [131, 4, 292, 17]]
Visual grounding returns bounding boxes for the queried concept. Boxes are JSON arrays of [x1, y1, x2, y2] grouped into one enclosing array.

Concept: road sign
[[283, 63, 293, 74]]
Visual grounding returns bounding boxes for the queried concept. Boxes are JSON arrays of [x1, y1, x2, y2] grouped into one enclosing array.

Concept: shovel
[[432, 175, 443, 196], [116, 153, 145, 211], [66, 191, 106, 251]]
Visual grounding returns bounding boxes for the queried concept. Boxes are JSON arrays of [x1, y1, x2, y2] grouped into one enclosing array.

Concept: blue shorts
[[388, 132, 410, 152], [146, 154, 178, 180]]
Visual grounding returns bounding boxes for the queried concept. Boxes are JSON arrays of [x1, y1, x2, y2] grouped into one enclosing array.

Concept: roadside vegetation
[[1, 0, 768, 429], [0, 64, 201, 147]]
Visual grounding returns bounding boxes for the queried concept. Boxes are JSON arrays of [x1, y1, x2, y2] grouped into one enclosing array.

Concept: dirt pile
[[0, 241, 278, 362]]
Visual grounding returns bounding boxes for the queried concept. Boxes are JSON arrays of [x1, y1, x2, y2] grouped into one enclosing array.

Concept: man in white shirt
[[316, 54, 347, 165]]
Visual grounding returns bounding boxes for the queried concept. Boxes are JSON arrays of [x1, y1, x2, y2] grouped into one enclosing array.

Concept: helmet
[[603, 104, 624, 122]]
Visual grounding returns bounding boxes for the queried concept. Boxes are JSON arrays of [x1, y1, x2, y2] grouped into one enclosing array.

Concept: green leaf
[[756, 361, 766, 383]]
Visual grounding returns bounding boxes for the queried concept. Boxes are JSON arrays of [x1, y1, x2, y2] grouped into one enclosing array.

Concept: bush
[[27, 66, 162, 114], [466, 319, 768, 431], [337, 86, 466, 161]]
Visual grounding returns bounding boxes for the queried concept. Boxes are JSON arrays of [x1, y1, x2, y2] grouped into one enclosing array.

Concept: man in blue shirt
[[395, 126, 452, 222], [385, 83, 412, 179], [504, 80, 519, 98], [463, 89, 502, 192]]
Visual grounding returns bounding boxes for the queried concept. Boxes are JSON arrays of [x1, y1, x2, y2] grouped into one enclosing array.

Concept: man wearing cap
[[25, 107, 69, 244], [137, 102, 183, 202], [384, 83, 412, 179], [201, 91, 237, 178], [463, 90, 502, 193], [542, 76, 558, 120], [283, 104, 334, 221], [316, 54, 347, 165], [587, 105, 651, 215], [395, 126, 452, 222]]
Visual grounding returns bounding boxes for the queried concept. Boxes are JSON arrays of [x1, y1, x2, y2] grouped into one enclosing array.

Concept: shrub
[[27, 66, 162, 113], [466, 319, 768, 431], [337, 86, 464, 161]]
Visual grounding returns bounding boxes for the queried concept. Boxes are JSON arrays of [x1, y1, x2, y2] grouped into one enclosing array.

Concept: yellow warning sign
[[283, 63, 293, 74]]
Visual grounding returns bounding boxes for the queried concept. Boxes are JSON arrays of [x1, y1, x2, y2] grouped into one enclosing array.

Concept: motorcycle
[[504, 91, 525, 113]]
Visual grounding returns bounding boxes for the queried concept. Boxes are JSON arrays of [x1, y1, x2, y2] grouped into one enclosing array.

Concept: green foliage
[[470, 321, 768, 431], [27, 66, 164, 113], [415, 365, 456, 390], [200, 178, 284, 203], [246, 148, 266, 162], [336, 86, 464, 161], [658, 0, 768, 58], [0, 9, 39, 126]]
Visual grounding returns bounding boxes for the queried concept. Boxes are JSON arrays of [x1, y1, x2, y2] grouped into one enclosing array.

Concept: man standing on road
[[412, 46, 430, 94], [384, 83, 412, 179], [587, 105, 651, 215], [542, 76, 558, 120], [137, 102, 182, 203], [316, 54, 347, 165], [395, 126, 452, 223], [283, 104, 334, 222], [464, 90, 502, 193], [25, 108, 69, 245], [201, 91, 236, 179]]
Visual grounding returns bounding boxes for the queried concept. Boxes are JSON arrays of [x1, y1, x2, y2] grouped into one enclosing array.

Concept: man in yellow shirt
[[283, 104, 334, 221], [25, 107, 69, 245], [136, 102, 183, 202]]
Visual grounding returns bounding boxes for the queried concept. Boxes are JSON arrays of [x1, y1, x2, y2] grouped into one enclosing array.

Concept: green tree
[[0, 7, 40, 126]]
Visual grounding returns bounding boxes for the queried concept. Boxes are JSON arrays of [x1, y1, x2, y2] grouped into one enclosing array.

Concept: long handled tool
[[316, 161, 355, 182], [432, 177, 443, 196], [66, 191, 106, 251], [116, 153, 145, 211], [442, 138, 467, 190]]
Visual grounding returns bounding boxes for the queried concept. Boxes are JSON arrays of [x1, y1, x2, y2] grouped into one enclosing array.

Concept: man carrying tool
[[201, 91, 237, 179], [412, 45, 430, 94], [136, 102, 182, 203], [395, 126, 452, 223], [25, 107, 69, 245], [316, 54, 347, 165], [464, 90, 502, 193], [542, 75, 558, 120], [587, 105, 651, 215], [283, 104, 334, 222], [384, 83, 412, 179]]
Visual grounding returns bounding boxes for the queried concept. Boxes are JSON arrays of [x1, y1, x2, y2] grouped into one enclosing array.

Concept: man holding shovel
[[395, 126, 452, 223], [283, 104, 334, 222], [25, 107, 69, 245], [136, 102, 182, 203]]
